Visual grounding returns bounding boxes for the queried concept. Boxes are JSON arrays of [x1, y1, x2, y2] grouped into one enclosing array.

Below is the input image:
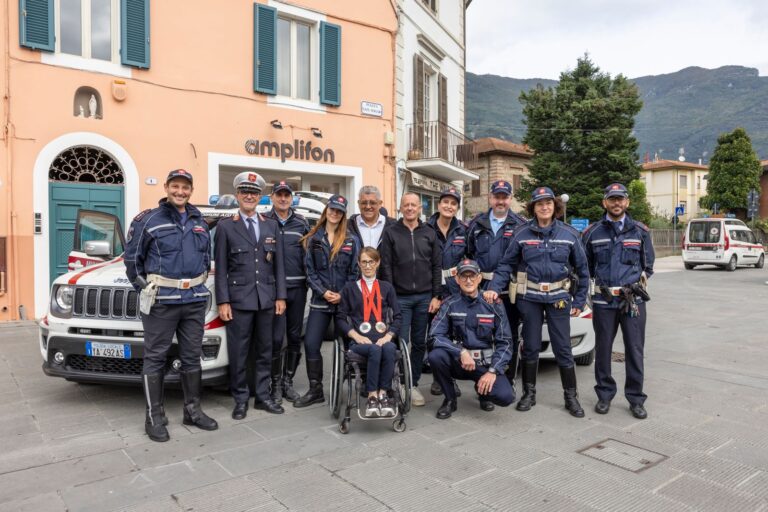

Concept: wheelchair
[[329, 335, 412, 434]]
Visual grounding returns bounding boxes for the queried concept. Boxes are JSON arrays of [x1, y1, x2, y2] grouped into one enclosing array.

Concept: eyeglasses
[[457, 273, 479, 282], [238, 191, 260, 197], [359, 260, 377, 267], [358, 200, 380, 207]]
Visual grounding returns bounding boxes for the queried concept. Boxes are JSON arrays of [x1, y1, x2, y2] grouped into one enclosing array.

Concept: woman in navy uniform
[[294, 195, 360, 408], [336, 247, 402, 417], [485, 187, 590, 417]]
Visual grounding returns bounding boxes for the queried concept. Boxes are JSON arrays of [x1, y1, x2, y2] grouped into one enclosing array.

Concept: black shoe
[[595, 399, 611, 415], [559, 366, 584, 418], [143, 373, 170, 442], [436, 399, 457, 420], [479, 398, 495, 412], [270, 356, 283, 405], [516, 360, 538, 412], [630, 403, 647, 419], [254, 399, 285, 414], [430, 381, 443, 396], [293, 358, 325, 408], [282, 349, 302, 403], [180, 369, 219, 431], [232, 402, 248, 420]]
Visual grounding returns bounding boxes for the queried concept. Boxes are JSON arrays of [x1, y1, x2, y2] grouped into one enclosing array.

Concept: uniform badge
[[127, 225, 134, 242], [554, 299, 568, 310]]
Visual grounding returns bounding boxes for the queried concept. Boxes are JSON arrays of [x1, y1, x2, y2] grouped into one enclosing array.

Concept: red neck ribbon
[[361, 279, 382, 323]]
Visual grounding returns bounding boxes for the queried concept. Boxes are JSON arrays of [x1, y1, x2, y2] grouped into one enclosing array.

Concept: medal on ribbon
[[361, 279, 384, 335]]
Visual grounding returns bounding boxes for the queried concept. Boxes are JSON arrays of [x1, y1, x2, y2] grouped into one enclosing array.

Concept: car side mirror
[[84, 240, 112, 257]]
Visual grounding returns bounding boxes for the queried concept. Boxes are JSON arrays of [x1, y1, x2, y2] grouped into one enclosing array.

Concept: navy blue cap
[[531, 186, 555, 203], [271, 180, 293, 194], [166, 168, 193, 184], [604, 183, 629, 199], [327, 194, 348, 213], [439, 186, 462, 202], [490, 180, 513, 196], [456, 258, 481, 275]]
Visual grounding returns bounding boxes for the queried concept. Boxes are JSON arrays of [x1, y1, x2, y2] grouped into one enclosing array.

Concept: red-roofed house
[[464, 137, 533, 215], [641, 159, 709, 219]]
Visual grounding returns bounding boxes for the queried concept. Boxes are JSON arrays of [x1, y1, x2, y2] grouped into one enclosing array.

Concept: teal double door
[[49, 182, 124, 283]]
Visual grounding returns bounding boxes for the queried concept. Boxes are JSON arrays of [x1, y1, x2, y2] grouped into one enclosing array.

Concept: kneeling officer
[[427, 259, 515, 419]]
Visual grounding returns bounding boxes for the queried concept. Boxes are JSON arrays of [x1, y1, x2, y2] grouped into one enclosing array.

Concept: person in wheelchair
[[336, 247, 402, 418], [428, 259, 515, 419]]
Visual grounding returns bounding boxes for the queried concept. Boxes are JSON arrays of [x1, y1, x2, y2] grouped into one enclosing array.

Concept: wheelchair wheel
[[396, 339, 413, 415], [393, 419, 406, 433], [339, 419, 350, 434], [330, 337, 344, 419]]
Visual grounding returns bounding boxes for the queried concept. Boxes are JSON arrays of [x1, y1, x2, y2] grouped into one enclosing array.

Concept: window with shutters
[[57, 0, 119, 62], [276, 17, 312, 101]]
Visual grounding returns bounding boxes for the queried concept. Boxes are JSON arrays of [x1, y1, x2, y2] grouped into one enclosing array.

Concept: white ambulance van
[[682, 218, 765, 271]]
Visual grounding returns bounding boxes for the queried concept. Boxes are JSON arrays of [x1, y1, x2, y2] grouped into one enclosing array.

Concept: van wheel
[[725, 255, 737, 271], [684, 263, 696, 270], [756, 254, 765, 269]]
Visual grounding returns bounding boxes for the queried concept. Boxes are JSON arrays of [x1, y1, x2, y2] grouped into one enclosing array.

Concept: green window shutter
[[121, 0, 150, 69], [254, 4, 277, 95], [320, 21, 341, 106], [19, 0, 54, 51]]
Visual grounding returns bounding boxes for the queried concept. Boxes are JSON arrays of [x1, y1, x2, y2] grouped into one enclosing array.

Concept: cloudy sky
[[466, 0, 768, 79]]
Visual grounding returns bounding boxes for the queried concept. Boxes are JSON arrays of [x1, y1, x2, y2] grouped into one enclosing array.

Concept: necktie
[[247, 218, 258, 243], [613, 221, 622, 234]]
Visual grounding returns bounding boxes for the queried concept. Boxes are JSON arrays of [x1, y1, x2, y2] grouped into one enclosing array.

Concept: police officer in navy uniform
[[215, 172, 287, 418], [485, 186, 590, 417], [582, 183, 655, 419], [125, 169, 218, 443], [466, 180, 527, 391], [265, 180, 310, 403], [428, 259, 515, 419]]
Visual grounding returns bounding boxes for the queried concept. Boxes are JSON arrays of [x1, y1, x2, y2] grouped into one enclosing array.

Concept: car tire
[[684, 263, 696, 270], [755, 254, 765, 269], [726, 255, 737, 272], [575, 349, 595, 366]]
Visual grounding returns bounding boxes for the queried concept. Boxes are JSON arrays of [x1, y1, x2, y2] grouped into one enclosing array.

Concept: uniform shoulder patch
[[559, 222, 580, 237], [133, 208, 152, 222], [634, 221, 650, 232], [581, 222, 600, 238]]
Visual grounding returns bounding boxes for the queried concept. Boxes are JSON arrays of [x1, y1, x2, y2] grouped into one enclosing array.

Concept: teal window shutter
[[121, 0, 150, 69], [19, 0, 54, 51], [254, 4, 277, 95], [320, 21, 341, 106]]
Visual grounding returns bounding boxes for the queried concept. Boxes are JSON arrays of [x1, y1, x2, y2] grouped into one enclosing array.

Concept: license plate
[[687, 246, 701, 251], [86, 342, 131, 359]]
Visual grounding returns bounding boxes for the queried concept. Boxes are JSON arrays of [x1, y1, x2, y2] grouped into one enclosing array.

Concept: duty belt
[[525, 278, 570, 293], [480, 272, 494, 280], [594, 285, 623, 296], [148, 273, 207, 289], [441, 267, 457, 285], [465, 348, 495, 364]]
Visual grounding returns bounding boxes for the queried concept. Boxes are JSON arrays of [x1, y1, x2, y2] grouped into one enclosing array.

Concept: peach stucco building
[[0, 1, 398, 320]]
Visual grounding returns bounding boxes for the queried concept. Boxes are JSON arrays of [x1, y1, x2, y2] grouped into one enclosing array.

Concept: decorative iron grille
[[49, 146, 124, 184]]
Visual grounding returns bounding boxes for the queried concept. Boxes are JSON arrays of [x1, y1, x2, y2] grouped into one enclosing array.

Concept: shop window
[[49, 145, 123, 184], [73, 86, 102, 118]]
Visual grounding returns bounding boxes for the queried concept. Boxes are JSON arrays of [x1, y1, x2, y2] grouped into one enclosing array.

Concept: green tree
[[517, 55, 643, 221], [700, 127, 761, 218], [627, 179, 652, 225]]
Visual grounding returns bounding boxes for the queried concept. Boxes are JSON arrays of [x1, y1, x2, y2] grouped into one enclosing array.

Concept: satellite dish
[[678, 156, 686, 162]]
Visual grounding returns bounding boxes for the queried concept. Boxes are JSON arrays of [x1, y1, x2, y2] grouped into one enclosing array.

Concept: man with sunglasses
[[427, 259, 515, 419], [215, 172, 287, 419], [348, 185, 396, 250]]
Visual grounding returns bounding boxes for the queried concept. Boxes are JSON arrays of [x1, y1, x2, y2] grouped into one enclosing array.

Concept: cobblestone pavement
[[1, 257, 767, 511]]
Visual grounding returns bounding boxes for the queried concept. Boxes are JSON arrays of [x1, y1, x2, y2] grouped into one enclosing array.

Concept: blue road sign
[[570, 218, 590, 232], [675, 206, 685, 216]]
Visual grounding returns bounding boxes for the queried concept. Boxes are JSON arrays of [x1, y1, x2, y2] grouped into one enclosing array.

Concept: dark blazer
[[336, 279, 402, 343], [214, 212, 286, 311]]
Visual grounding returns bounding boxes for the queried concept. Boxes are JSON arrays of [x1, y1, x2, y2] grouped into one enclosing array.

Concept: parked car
[[538, 306, 595, 366], [39, 196, 322, 386], [682, 218, 765, 271]]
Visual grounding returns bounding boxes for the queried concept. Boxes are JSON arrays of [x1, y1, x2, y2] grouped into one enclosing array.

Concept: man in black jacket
[[379, 192, 442, 406], [214, 172, 287, 418], [348, 185, 397, 249]]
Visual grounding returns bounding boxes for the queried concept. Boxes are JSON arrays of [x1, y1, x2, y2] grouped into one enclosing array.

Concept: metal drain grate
[[611, 351, 625, 362], [578, 439, 668, 473]]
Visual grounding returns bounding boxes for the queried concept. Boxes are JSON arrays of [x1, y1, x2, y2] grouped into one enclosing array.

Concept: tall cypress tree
[[701, 127, 761, 218], [517, 55, 644, 221]]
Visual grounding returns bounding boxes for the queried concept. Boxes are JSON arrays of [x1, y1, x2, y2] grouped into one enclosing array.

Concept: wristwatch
[[487, 367, 497, 374]]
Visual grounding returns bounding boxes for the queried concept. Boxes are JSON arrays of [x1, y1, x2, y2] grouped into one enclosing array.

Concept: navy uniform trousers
[[428, 349, 515, 406], [142, 301, 206, 374], [271, 286, 307, 355], [593, 302, 647, 405], [229, 309, 274, 404]]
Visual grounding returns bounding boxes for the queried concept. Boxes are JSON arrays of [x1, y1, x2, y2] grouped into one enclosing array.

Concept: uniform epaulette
[[634, 221, 650, 232], [133, 208, 152, 222], [581, 222, 599, 238]]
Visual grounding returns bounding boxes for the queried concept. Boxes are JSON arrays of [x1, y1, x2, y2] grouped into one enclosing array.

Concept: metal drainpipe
[[3, 0, 20, 319]]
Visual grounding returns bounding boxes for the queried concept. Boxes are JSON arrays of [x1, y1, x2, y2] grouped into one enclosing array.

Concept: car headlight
[[50, 285, 74, 318]]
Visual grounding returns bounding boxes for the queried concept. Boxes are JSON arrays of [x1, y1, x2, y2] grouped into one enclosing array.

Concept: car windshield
[[688, 221, 720, 243]]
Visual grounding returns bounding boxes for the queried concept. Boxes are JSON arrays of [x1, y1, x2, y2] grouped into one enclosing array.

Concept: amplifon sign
[[244, 139, 335, 163]]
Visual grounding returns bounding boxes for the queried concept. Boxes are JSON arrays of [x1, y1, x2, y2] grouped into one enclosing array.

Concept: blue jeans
[[350, 342, 397, 392], [397, 292, 431, 386]]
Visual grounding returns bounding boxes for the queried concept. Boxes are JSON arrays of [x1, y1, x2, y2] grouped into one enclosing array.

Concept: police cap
[[456, 258, 481, 275], [166, 168, 193, 184], [604, 183, 629, 199], [233, 171, 265, 194], [531, 186, 555, 203]]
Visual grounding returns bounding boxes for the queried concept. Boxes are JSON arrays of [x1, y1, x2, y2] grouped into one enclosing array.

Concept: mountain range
[[465, 65, 768, 163]]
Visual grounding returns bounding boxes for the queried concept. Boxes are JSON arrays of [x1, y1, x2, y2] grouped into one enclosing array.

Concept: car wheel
[[684, 263, 696, 270], [575, 349, 595, 366], [755, 254, 765, 269], [726, 255, 737, 271]]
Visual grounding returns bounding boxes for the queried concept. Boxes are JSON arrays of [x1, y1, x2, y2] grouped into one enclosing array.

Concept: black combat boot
[[270, 354, 283, 405], [282, 349, 302, 402], [516, 359, 538, 411], [180, 369, 219, 430], [143, 373, 170, 442], [559, 366, 585, 418], [294, 358, 325, 408]]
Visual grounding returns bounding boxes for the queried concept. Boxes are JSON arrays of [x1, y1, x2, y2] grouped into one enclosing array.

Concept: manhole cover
[[578, 439, 667, 473], [611, 352, 625, 362]]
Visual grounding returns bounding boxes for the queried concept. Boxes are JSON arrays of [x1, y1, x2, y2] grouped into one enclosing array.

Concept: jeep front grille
[[67, 354, 143, 375], [72, 286, 140, 320]]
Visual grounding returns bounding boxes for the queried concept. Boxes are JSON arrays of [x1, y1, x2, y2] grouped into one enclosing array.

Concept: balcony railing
[[407, 121, 476, 171]]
